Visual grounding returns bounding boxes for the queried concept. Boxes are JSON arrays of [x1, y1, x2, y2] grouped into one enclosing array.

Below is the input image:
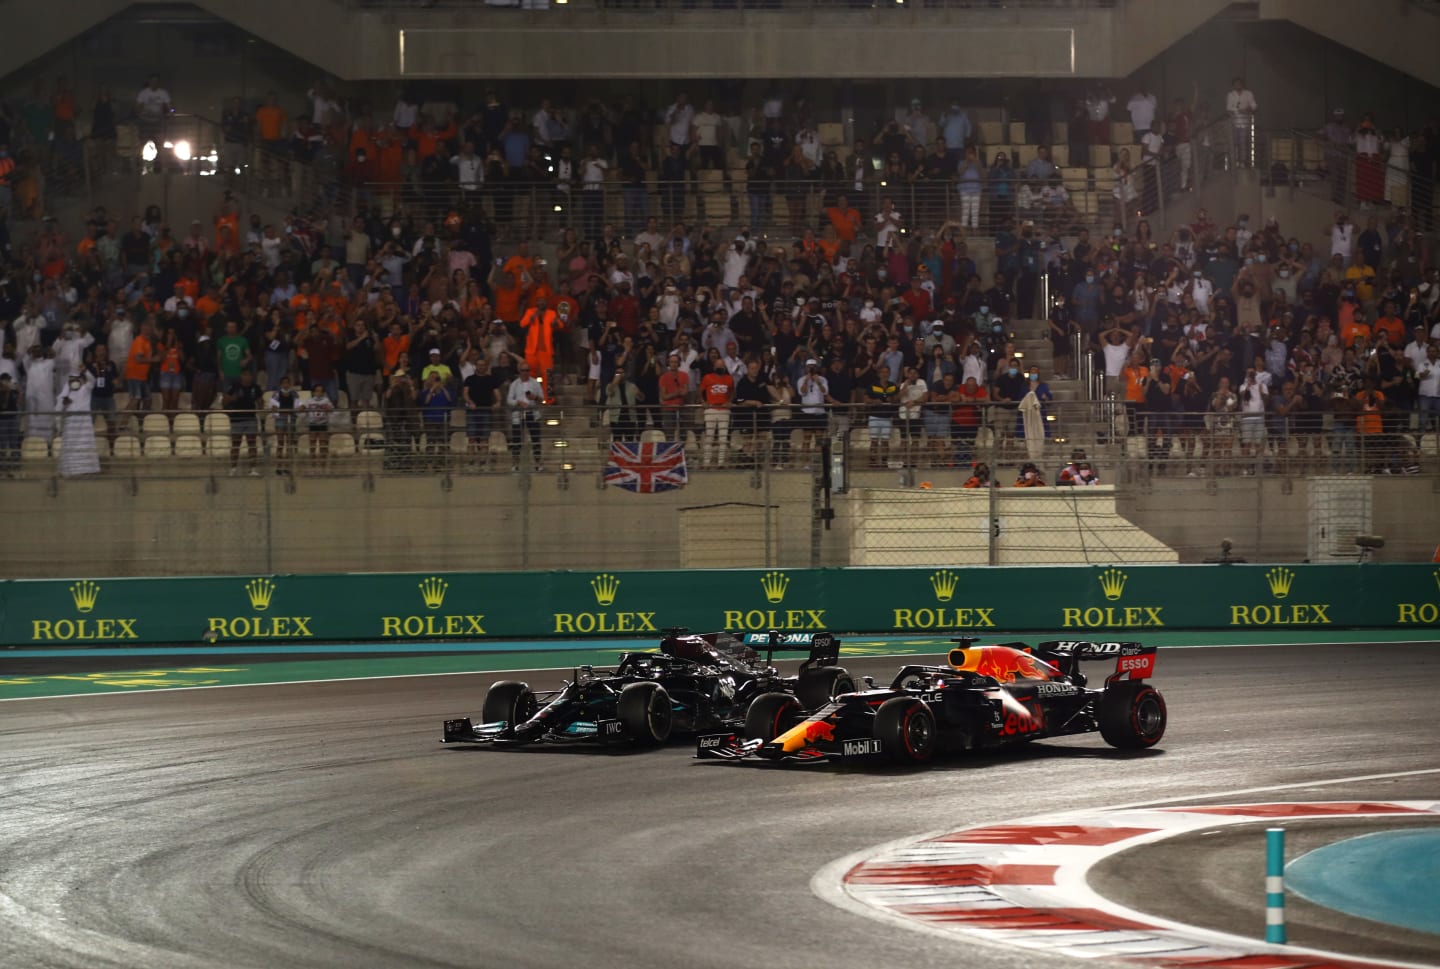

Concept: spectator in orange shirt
[[520, 296, 563, 401], [489, 263, 524, 323], [1013, 461, 1047, 487], [1372, 300, 1405, 345], [1339, 307, 1371, 349], [382, 321, 412, 376], [123, 319, 159, 412], [289, 282, 320, 331], [699, 359, 734, 467], [255, 91, 288, 191], [826, 194, 862, 242]]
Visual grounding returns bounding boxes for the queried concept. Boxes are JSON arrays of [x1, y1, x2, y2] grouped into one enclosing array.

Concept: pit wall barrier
[[4, 564, 1438, 648]]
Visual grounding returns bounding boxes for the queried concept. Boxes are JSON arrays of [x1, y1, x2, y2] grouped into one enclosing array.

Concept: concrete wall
[[0, 470, 817, 579], [4, 467, 1434, 578]]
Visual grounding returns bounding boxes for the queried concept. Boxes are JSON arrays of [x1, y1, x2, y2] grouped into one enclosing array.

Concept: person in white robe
[[24, 347, 56, 440], [56, 371, 101, 477]]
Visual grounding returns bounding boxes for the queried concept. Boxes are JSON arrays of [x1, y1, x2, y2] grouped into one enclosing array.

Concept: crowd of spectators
[[1060, 208, 1440, 475], [0, 72, 1436, 480]]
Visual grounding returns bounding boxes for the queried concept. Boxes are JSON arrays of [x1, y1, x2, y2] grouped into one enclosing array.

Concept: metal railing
[[9, 398, 1435, 480], [350, 169, 1130, 240]]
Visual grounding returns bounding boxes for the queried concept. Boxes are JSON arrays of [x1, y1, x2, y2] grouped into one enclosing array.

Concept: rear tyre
[[795, 666, 856, 710], [617, 681, 673, 746], [1098, 682, 1167, 749], [481, 680, 537, 728], [874, 696, 937, 764], [745, 692, 803, 743]]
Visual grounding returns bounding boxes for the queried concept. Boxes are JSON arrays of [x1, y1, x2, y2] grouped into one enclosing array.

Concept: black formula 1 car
[[695, 637, 1167, 765], [441, 629, 854, 748]]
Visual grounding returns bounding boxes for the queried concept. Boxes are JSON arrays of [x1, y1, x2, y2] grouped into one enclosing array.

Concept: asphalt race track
[[2, 643, 1438, 969]]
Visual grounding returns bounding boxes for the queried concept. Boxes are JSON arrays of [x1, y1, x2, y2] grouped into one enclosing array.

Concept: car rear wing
[[1038, 640, 1147, 660], [741, 631, 841, 669]]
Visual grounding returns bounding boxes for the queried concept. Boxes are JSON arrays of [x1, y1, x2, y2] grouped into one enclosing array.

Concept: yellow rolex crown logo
[[70, 579, 100, 614], [929, 569, 960, 603], [419, 576, 449, 610], [1098, 567, 1128, 602], [591, 573, 620, 607], [245, 578, 276, 612], [760, 571, 791, 604], [1266, 567, 1296, 599]]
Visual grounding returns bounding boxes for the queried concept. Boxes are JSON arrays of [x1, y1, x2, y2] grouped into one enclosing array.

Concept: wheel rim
[[1135, 695, 1163, 737], [649, 692, 672, 737], [905, 708, 933, 754]]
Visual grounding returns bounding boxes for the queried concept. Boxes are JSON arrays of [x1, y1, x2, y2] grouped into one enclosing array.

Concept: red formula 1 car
[[695, 637, 1166, 765]]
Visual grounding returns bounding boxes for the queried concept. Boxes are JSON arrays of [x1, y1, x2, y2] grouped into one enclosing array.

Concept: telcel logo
[[207, 578, 314, 640], [553, 573, 656, 633], [31, 579, 140, 641], [1061, 569, 1165, 628], [1229, 568, 1331, 626], [381, 576, 486, 638]]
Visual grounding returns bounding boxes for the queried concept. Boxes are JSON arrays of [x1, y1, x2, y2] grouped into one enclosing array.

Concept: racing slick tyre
[[617, 681, 674, 746], [875, 696, 937, 764], [744, 692, 803, 743], [795, 667, 856, 710], [1098, 682, 1167, 749], [481, 680, 538, 729]]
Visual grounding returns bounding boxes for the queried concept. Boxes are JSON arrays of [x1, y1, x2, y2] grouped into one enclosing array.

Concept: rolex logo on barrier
[[592, 572, 621, 607], [892, 569, 997, 631], [420, 576, 449, 610], [32, 579, 139, 642], [554, 573, 655, 634], [1062, 567, 1164, 629], [724, 570, 827, 632], [760, 571, 790, 604], [1230, 567, 1330, 627], [70, 579, 100, 613], [929, 569, 959, 603], [1266, 567, 1295, 600], [207, 578, 314, 641], [245, 578, 275, 612], [382, 576, 486, 639], [1394, 568, 1440, 626]]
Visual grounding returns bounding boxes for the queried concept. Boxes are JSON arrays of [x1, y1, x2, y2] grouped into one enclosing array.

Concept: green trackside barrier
[[2, 564, 1437, 647]]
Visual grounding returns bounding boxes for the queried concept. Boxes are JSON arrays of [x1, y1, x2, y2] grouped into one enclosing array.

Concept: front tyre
[[1098, 682, 1167, 749], [481, 680, 538, 728], [795, 666, 856, 710], [745, 692, 803, 743], [874, 696, 937, 764], [617, 681, 674, 746]]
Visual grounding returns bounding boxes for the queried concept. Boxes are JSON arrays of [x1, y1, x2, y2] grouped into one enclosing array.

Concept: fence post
[[1265, 826, 1287, 944]]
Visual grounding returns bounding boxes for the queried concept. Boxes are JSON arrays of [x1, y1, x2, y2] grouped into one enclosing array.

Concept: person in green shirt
[[217, 319, 251, 382]]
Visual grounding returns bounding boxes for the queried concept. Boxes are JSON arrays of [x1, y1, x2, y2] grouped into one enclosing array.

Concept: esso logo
[[1117, 654, 1156, 677]]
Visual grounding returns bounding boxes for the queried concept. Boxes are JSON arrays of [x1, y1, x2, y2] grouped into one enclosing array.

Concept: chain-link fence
[[4, 398, 1436, 578]]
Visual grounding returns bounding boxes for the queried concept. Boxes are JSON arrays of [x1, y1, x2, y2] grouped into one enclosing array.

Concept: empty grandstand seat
[[329, 433, 356, 456], [141, 413, 171, 438], [112, 435, 141, 459], [21, 437, 49, 461], [144, 435, 173, 458], [173, 435, 204, 458], [203, 412, 231, 436], [172, 413, 202, 435]]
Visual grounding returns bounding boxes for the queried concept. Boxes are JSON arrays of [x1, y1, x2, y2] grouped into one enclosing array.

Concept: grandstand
[[0, 0, 1438, 572]]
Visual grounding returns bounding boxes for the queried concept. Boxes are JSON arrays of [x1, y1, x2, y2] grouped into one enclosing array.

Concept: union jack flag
[[605, 441, 689, 494]]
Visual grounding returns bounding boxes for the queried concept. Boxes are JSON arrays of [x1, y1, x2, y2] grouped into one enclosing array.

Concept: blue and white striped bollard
[[1266, 826, 1287, 944]]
